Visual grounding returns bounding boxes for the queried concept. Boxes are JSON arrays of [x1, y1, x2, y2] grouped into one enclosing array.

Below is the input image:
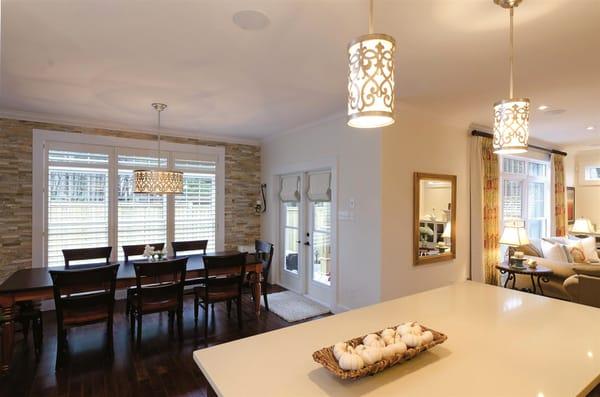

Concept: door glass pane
[[502, 179, 523, 219], [527, 182, 546, 242], [47, 166, 109, 266], [311, 202, 331, 286], [283, 202, 299, 274]]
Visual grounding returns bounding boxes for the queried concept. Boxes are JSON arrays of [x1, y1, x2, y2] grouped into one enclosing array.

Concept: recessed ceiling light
[[232, 10, 270, 30], [537, 105, 549, 111], [587, 126, 596, 131]]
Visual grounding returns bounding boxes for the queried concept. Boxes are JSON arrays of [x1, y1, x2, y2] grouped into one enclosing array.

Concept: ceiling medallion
[[133, 103, 183, 194], [492, 0, 529, 154], [347, 0, 396, 129]]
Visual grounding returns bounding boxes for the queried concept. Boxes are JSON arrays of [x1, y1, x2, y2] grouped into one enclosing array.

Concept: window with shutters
[[500, 156, 551, 244], [36, 132, 224, 267]]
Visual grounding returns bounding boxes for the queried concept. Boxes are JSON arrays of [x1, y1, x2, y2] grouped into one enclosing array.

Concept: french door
[[279, 171, 333, 307]]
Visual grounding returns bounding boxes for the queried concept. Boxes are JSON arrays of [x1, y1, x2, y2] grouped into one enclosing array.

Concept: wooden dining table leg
[[0, 299, 16, 374], [248, 272, 261, 318]]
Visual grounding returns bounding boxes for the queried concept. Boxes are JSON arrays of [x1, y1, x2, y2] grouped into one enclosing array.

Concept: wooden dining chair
[[171, 240, 208, 256], [62, 246, 112, 267], [252, 240, 274, 312], [194, 253, 246, 344], [130, 258, 188, 348], [122, 243, 165, 315], [49, 264, 119, 369]]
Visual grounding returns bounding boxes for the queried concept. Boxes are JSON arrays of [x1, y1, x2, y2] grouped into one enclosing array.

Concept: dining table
[[0, 251, 263, 373]]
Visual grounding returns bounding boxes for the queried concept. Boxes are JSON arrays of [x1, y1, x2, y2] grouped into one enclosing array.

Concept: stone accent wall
[[0, 118, 261, 282]]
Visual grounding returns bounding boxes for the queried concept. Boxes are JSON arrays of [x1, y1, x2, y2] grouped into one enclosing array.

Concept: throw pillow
[[518, 243, 543, 258], [565, 240, 585, 263], [541, 239, 569, 263], [580, 236, 600, 263]]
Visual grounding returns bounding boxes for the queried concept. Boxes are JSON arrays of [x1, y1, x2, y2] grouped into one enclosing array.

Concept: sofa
[[512, 236, 600, 300], [563, 265, 600, 308]]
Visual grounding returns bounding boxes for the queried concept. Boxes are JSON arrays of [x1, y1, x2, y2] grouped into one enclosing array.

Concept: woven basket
[[312, 324, 447, 380]]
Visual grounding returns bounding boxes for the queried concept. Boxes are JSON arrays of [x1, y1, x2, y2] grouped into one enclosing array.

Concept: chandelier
[[133, 103, 183, 194], [492, 0, 529, 154], [347, 0, 396, 129]]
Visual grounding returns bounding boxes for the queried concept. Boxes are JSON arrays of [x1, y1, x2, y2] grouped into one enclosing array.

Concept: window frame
[[499, 155, 551, 245], [33, 129, 225, 268]]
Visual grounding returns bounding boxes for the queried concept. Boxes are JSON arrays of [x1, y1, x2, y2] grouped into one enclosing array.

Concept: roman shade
[[307, 171, 331, 202], [280, 175, 300, 202]]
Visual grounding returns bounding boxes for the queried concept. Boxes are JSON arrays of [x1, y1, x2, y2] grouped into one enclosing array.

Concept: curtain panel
[[470, 136, 500, 286], [552, 154, 567, 236]]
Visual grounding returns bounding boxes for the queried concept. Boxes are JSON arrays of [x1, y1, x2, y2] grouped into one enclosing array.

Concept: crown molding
[[261, 110, 347, 143], [0, 108, 261, 147]]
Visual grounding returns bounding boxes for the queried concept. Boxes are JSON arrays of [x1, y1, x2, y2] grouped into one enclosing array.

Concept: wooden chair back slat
[[202, 253, 246, 295], [62, 246, 112, 267], [122, 243, 165, 262], [133, 258, 187, 305], [50, 264, 119, 324], [171, 240, 208, 256]]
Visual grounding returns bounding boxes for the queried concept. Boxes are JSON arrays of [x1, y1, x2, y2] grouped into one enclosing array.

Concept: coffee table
[[496, 262, 553, 296]]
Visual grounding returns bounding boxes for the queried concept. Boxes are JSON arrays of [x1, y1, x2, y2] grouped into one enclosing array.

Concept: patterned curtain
[[482, 138, 500, 285], [553, 154, 566, 236]]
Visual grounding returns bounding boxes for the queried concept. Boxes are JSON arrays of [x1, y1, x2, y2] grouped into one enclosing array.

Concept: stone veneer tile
[[0, 118, 261, 282]]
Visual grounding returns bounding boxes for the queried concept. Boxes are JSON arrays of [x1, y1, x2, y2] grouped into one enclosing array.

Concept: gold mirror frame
[[413, 172, 457, 265]]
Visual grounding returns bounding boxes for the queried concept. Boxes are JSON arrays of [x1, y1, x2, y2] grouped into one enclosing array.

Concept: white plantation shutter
[[174, 157, 217, 251], [117, 168, 167, 260], [47, 150, 109, 267]]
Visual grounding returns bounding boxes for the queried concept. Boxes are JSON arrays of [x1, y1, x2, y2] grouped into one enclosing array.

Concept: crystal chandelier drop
[[492, 0, 529, 154], [347, 0, 396, 129], [133, 103, 183, 194]]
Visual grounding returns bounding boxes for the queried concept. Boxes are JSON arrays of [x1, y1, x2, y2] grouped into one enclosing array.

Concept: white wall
[[564, 148, 600, 228], [380, 104, 470, 301], [261, 115, 382, 311]]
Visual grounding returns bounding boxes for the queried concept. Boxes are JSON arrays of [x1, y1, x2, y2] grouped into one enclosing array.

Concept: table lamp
[[499, 219, 529, 268], [571, 218, 595, 235]]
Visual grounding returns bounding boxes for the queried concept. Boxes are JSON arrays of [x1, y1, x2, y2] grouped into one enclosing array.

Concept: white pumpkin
[[421, 330, 434, 344], [396, 322, 413, 336], [382, 341, 407, 359], [338, 350, 365, 371], [380, 328, 396, 345], [355, 345, 383, 365], [410, 324, 423, 336], [363, 333, 386, 348], [333, 342, 348, 361], [402, 333, 421, 348]]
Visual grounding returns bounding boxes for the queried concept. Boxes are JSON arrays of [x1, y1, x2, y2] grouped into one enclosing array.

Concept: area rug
[[262, 291, 330, 322]]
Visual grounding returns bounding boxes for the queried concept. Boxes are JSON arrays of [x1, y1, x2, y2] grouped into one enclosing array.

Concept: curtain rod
[[470, 130, 567, 157]]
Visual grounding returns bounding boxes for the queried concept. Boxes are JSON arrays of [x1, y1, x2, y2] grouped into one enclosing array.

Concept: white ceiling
[[1, 0, 599, 145]]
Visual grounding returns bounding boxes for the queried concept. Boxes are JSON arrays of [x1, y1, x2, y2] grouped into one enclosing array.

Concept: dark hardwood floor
[[0, 285, 324, 397]]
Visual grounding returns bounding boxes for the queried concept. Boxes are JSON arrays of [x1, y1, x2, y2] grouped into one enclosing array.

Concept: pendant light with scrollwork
[[347, 0, 396, 129]]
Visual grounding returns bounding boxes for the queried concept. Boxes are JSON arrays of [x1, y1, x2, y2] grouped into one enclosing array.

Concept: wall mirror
[[414, 172, 457, 265]]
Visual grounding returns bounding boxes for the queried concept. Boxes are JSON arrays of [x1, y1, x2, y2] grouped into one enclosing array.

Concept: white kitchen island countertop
[[193, 281, 600, 397]]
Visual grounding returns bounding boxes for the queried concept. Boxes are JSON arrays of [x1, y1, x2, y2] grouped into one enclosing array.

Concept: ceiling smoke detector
[[232, 10, 270, 30]]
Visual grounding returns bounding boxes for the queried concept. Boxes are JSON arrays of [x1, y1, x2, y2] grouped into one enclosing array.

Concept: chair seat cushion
[[131, 298, 179, 314], [63, 305, 109, 326]]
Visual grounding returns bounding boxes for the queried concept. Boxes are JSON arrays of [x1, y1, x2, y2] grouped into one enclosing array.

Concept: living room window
[[500, 156, 551, 244]]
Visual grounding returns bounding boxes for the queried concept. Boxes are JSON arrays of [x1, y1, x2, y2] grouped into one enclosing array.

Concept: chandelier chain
[[509, 7, 514, 99], [368, 0, 374, 34]]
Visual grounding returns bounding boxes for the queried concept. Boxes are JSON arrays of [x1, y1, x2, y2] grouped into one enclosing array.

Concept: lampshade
[[493, 98, 530, 154], [347, 33, 396, 128], [441, 222, 451, 239], [133, 169, 183, 194], [571, 218, 595, 234], [499, 219, 529, 246]]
